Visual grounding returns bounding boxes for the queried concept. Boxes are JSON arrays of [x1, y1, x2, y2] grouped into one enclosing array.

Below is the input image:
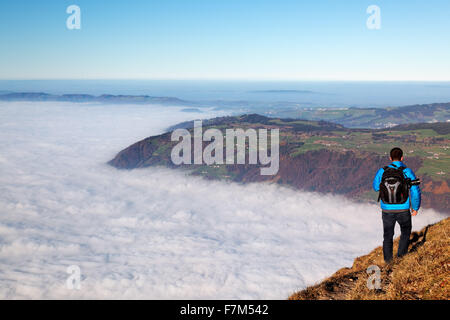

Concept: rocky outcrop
[[421, 177, 450, 213]]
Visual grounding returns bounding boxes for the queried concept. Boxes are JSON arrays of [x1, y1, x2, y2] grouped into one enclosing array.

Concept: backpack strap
[[387, 164, 407, 174], [390, 163, 406, 170], [378, 167, 389, 202]]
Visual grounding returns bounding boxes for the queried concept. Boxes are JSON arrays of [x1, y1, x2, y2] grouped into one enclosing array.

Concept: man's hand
[[411, 209, 418, 216]]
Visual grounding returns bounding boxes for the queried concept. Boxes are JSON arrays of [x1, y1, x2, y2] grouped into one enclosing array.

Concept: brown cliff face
[[223, 150, 449, 213], [108, 133, 172, 168], [421, 177, 450, 213], [109, 139, 450, 213], [109, 135, 448, 214], [235, 150, 399, 194]]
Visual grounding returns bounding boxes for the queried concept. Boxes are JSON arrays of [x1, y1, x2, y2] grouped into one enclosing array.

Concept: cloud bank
[[0, 101, 445, 299]]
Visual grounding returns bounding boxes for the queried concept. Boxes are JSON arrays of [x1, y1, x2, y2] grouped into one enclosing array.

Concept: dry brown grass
[[289, 217, 450, 300]]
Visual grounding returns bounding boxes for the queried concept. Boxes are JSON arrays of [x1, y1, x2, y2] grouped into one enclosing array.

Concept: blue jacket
[[372, 161, 421, 211]]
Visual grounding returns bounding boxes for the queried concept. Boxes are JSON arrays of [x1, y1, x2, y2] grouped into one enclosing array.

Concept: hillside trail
[[289, 219, 448, 300]]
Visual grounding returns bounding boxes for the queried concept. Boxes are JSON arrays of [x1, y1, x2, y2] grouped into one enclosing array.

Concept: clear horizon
[[1, 0, 450, 81]]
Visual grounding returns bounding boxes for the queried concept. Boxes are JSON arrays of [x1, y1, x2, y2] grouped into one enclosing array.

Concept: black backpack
[[378, 165, 409, 204]]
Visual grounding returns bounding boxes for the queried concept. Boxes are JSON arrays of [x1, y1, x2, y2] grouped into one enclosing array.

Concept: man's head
[[390, 147, 404, 161]]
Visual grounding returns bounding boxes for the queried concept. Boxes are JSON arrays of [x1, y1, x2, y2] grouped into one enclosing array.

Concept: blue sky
[[1, 0, 450, 80]]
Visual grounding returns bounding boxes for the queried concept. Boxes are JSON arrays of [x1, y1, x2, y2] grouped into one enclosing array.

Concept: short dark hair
[[390, 147, 403, 160]]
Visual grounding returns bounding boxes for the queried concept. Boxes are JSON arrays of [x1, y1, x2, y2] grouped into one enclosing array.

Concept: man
[[372, 147, 421, 263]]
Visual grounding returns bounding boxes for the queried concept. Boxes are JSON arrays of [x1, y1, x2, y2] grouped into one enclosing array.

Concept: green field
[[280, 127, 449, 180]]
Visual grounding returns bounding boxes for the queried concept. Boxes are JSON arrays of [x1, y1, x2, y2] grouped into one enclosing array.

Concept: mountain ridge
[[108, 114, 450, 213], [1, 91, 449, 128], [0, 92, 190, 105]]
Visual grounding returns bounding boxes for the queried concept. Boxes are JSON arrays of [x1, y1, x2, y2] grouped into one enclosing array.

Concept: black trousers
[[382, 210, 412, 263]]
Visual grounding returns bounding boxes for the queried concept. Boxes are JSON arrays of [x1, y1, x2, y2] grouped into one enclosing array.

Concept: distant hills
[[1, 91, 449, 128], [0, 92, 189, 105], [247, 89, 316, 94], [109, 114, 450, 214], [277, 103, 450, 128]]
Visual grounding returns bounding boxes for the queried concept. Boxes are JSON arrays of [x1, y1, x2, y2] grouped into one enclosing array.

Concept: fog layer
[[0, 102, 444, 299]]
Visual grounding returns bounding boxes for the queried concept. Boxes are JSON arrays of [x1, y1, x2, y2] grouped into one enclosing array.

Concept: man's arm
[[405, 168, 421, 214], [373, 168, 384, 192]]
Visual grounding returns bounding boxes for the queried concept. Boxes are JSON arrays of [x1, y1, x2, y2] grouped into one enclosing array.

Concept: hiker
[[372, 147, 421, 263]]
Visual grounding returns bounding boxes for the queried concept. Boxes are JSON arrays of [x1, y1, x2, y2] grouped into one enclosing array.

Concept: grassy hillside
[[289, 217, 449, 300], [110, 115, 450, 213], [276, 103, 450, 128]]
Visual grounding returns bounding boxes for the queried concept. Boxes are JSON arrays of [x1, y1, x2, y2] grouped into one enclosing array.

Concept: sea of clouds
[[0, 101, 445, 299]]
